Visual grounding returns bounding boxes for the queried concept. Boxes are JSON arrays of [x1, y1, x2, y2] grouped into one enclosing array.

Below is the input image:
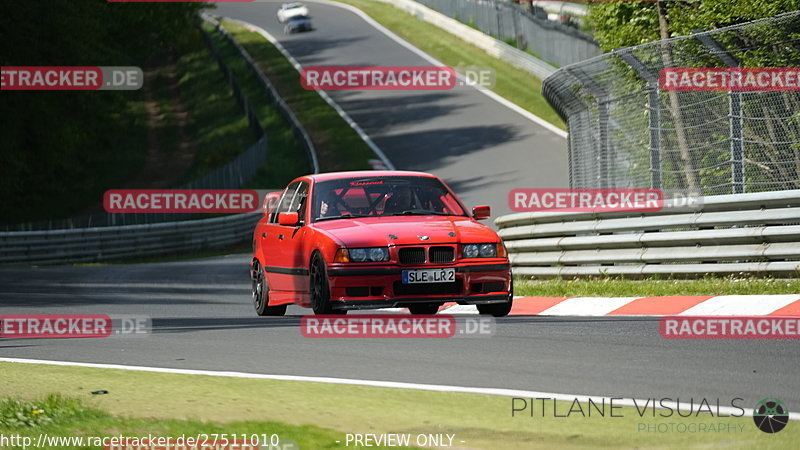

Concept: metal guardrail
[[496, 190, 800, 277], [0, 16, 323, 264], [0, 212, 261, 265]]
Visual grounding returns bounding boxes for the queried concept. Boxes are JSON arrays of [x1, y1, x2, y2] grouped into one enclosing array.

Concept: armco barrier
[[0, 212, 261, 265], [496, 190, 800, 278]]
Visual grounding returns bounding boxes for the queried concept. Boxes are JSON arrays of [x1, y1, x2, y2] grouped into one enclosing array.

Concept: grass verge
[[219, 20, 377, 174], [2, 362, 797, 449], [0, 394, 395, 450], [336, 0, 565, 130], [173, 30, 258, 181], [201, 23, 315, 188], [515, 276, 800, 297]]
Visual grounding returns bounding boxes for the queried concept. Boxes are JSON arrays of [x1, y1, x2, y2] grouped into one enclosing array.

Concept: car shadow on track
[[328, 92, 476, 132], [279, 36, 368, 63], [152, 317, 302, 334]]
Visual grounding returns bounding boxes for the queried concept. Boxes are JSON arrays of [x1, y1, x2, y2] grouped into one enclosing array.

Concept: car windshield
[[312, 176, 467, 222], [284, 3, 303, 9]]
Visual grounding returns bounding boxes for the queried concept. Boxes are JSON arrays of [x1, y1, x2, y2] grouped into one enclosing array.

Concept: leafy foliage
[[0, 0, 206, 223], [587, 0, 800, 51], [0, 395, 86, 428]]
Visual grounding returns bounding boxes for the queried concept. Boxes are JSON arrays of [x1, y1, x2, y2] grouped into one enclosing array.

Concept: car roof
[[304, 170, 438, 183]]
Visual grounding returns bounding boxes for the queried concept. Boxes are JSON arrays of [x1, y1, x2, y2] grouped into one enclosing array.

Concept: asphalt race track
[[1, 255, 798, 408], [1, 0, 797, 414], [215, 0, 569, 219]]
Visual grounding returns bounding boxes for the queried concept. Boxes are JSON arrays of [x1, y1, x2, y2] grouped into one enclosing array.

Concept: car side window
[[270, 182, 300, 224], [289, 182, 309, 223]]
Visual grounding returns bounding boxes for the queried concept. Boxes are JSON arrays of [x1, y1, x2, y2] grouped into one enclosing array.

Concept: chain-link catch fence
[[542, 11, 800, 196]]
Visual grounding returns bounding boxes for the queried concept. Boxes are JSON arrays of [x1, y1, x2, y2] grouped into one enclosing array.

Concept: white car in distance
[[277, 3, 310, 23]]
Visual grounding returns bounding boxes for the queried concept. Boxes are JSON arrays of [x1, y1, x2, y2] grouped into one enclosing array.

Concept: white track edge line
[[1, 357, 795, 421]]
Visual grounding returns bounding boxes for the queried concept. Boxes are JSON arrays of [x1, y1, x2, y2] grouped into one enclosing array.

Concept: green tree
[[584, 1, 800, 194], [587, 0, 800, 51], [0, 0, 207, 223]]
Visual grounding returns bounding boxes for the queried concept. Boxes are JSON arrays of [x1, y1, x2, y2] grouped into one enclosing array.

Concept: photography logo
[[753, 398, 789, 433]]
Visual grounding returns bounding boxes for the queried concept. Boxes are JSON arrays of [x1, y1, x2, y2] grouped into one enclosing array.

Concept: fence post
[[618, 50, 662, 190], [649, 90, 662, 190], [597, 101, 610, 188], [694, 32, 743, 194], [730, 92, 744, 193], [566, 65, 610, 188], [494, 1, 501, 38]]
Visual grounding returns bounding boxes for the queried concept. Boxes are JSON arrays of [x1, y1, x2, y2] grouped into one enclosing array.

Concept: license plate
[[402, 268, 456, 284]]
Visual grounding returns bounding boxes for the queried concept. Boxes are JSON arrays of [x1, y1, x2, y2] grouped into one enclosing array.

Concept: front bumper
[[326, 262, 511, 311]]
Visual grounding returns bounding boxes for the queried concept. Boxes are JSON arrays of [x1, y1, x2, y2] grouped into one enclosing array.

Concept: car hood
[[312, 215, 497, 247]]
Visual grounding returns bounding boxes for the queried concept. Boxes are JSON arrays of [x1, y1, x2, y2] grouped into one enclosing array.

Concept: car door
[[262, 182, 300, 292], [276, 181, 310, 293]]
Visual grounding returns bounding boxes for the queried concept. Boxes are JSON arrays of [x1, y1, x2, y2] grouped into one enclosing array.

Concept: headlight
[[462, 243, 498, 258], [350, 248, 367, 262], [341, 247, 390, 263], [369, 247, 389, 262], [479, 243, 497, 257], [463, 244, 479, 258]]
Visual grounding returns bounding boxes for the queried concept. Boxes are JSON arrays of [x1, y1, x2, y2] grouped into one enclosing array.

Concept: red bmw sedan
[[250, 171, 513, 316]]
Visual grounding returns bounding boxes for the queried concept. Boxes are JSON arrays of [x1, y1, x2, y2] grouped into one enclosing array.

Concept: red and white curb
[[379, 295, 800, 316]]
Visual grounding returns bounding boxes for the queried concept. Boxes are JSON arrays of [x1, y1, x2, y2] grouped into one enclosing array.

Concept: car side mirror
[[278, 212, 300, 226], [472, 205, 490, 220]]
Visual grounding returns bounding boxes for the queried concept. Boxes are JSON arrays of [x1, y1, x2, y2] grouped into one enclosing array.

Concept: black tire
[[476, 279, 513, 317], [252, 261, 287, 316], [408, 304, 441, 315], [310, 253, 344, 315]]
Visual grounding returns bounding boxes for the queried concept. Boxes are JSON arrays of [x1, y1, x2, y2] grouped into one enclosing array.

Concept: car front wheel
[[476, 279, 513, 317], [310, 254, 345, 315], [408, 304, 441, 315]]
